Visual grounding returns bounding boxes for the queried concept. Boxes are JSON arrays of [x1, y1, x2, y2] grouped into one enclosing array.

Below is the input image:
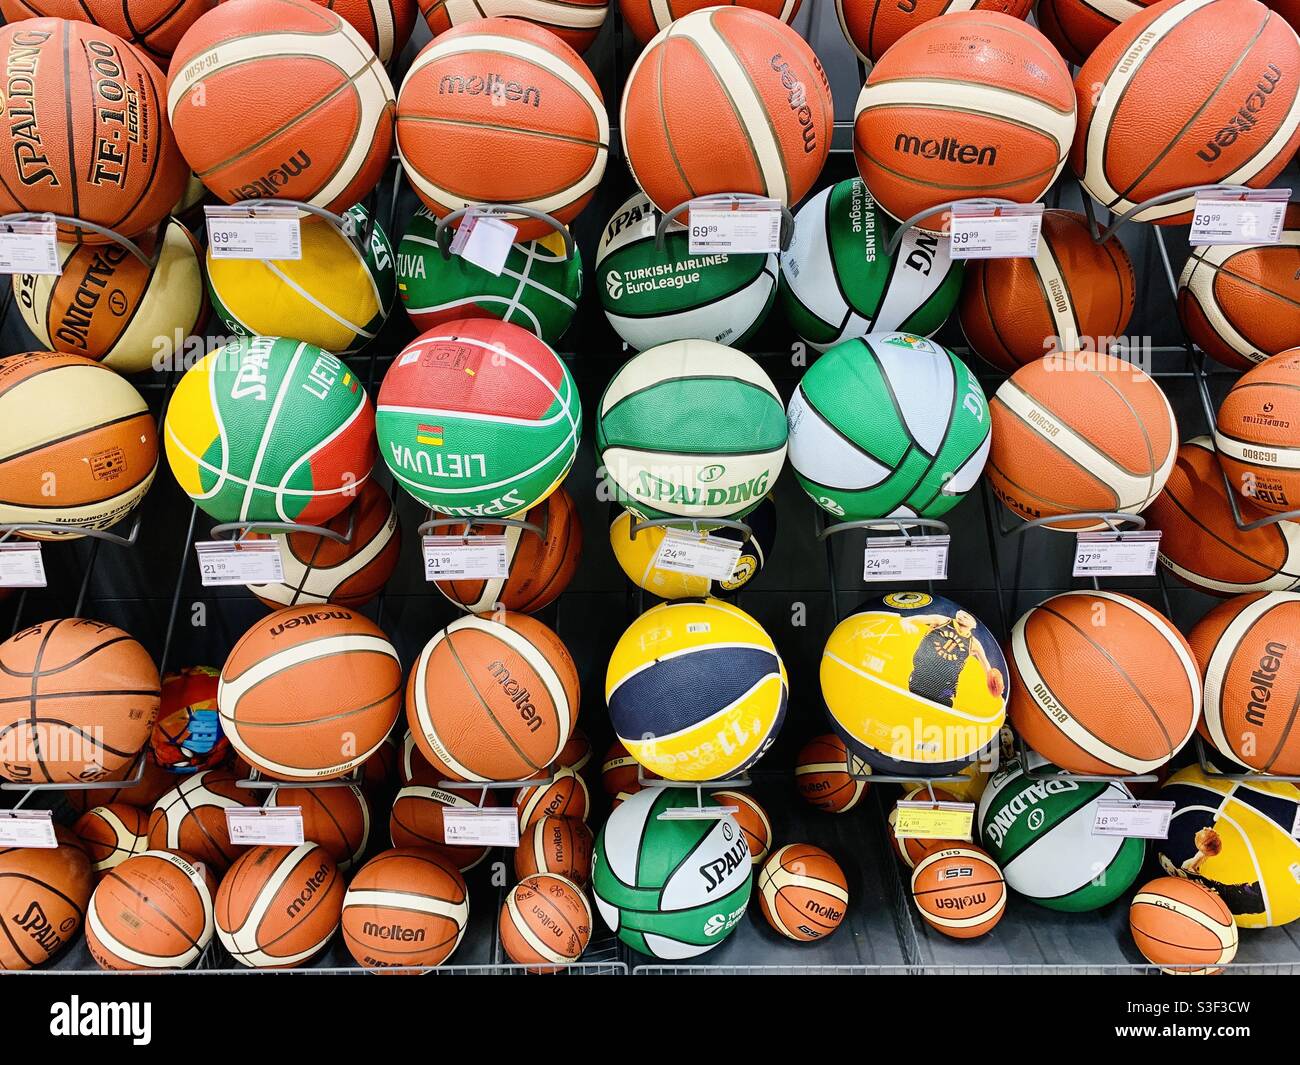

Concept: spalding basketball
[[86, 850, 214, 970], [0, 618, 160, 784], [910, 845, 1006, 938], [0, 0, 215, 64], [988, 351, 1178, 528], [853, 12, 1075, 227], [219, 606, 402, 780], [0, 837, 93, 969], [168, 0, 395, 211], [319, 0, 416, 61], [516, 814, 594, 883], [713, 790, 772, 866], [148, 769, 255, 873], [794, 733, 869, 813], [396, 18, 608, 241], [151, 665, 229, 774], [621, 0, 799, 43], [758, 843, 848, 941], [1035, 0, 1153, 64], [418, 0, 609, 50], [389, 784, 501, 871], [163, 336, 377, 524], [265, 784, 371, 872], [0, 19, 187, 241], [501, 872, 592, 970], [74, 804, 149, 875], [1073, 0, 1300, 224], [1215, 350, 1300, 513], [1130, 876, 1239, 974], [621, 8, 832, 213], [836, 0, 1031, 63]]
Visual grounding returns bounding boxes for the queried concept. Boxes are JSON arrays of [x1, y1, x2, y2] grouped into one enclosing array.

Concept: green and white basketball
[[596, 340, 787, 522], [786, 333, 990, 521], [592, 787, 752, 959], [596, 192, 777, 351], [779, 179, 962, 351], [978, 756, 1145, 912], [395, 206, 582, 345]]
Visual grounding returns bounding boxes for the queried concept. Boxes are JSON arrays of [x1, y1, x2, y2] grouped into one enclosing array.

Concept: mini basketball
[[0, 352, 157, 539], [390, 784, 500, 872], [501, 872, 592, 970], [712, 790, 772, 866], [148, 769, 255, 873], [1215, 350, 1300, 513], [1130, 876, 1239, 974], [1009, 591, 1200, 775], [376, 319, 581, 517], [168, 0, 396, 211], [795, 733, 870, 814], [1073, 0, 1300, 224], [396, 18, 608, 241], [75, 804, 149, 876], [888, 786, 962, 869], [151, 666, 228, 775], [419, 0, 608, 50], [406, 611, 579, 782], [988, 351, 1178, 528], [516, 815, 594, 884], [0, 0, 215, 64], [0, 838, 93, 969], [853, 12, 1075, 227], [621, 0, 799, 42], [322, 0, 417, 61], [910, 845, 1006, 939], [758, 844, 848, 942], [219, 606, 402, 780], [821, 592, 1007, 775], [836, 0, 1031, 63], [607, 599, 788, 781], [85, 850, 214, 970], [596, 341, 787, 522], [0, 618, 160, 784], [265, 784, 371, 872], [787, 333, 990, 521], [515, 765, 590, 828], [1035, 0, 1153, 64], [164, 336, 377, 525], [621, 8, 833, 214]]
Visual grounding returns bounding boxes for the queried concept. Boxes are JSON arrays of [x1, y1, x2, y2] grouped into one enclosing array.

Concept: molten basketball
[[389, 784, 500, 871], [1215, 350, 1300, 513], [1035, 0, 1154, 64], [888, 786, 962, 869], [147, 769, 255, 873], [0, 0, 215, 65], [500, 872, 592, 970], [265, 784, 372, 872], [794, 734, 869, 813], [74, 804, 149, 876], [515, 766, 590, 828], [0, 839, 94, 969], [320, 0, 416, 61], [758, 844, 848, 941], [418, 0, 609, 50], [910, 845, 1006, 939], [86, 850, 214, 970], [515, 815, 594, 883], [1129, 876, 1238, 974], [622, 0, 799, 42], [713, 789, 773, 866], [600, 739, 657, 796], [836, 0, 1031, 64]]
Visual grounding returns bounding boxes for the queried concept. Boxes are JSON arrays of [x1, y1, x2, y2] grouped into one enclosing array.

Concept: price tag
[[0, 219, 60, 275], [1072, 530, 1160, 577], [0, 809, 58, 848], [948, 202, 1043, 259], [194, 540, 285, 586], [652, 528, 743, 582], [225, 807, 305, 846], [1092, 800, 1174, 839], [442, 807, 519, 848], [688, 198, 782, 254], [1189, 189, 1288, 245], [0, 542, 47, 588], [893, 801, 975, 841], [422, 534, 510, 581], [449, 211, 517, 276], [1291, 805, 1300, 839], [205, 205, 302, 261], [658, 803, 741, 821], [862, 535, 950, 582]]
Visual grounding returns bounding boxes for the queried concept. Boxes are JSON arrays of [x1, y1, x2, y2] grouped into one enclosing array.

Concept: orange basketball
[[265, 783, 372, 872], [405, 611, 579, 782], [434, 487, 582, 613], [1130, 876, 1238, 974], [622, 0, 799, 43], [988, 351, 1178, 529], [418, 0, 609, 51], [317, 0, 416, 61], [219, 606, 403, 780], [515, 814, 594, 883], [887, 786, 961, 869], [399, 729, 442, 787], [168, 0, 396, 211], [758, 843, 849, 941], [85, 849, 214, 970], [0, 19, 187, 242], [836, 0, 1030, 64], [66, 752, 174, 814], [342, 848, 469, 970], [215, 843, 343, 968], [959, 210, 1135, 371], [621, 7, 832, 214], [557, 727, 593, 776], [147, 769, 256, 873], [0, 840, 94, 969], [0, 618, 160, 784], [1073, 0, 1300, 225], [515, 765, 590, 828], [1215, 350, 1300, 514], [396, 18, 608, 241], [853, 12, 1075, 228], [1035, 0, 1154, 64], [0, 0, 215, 64], [1009, 591, 1202, 775], [794, 734, 869, 813], [600, 738, 656, 796], [500, 872, 591, 970], [1146, 437, 1300, 596], [74, 804, 149, 875], [713, 789, 773, 865], [910, 845, 1005, 939], [389, 784, 499, 871]]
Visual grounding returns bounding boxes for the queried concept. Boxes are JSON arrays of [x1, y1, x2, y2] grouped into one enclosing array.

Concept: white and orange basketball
[[0, 0, 215, 65], [622, 0, 799, 43], [600, 738, 656, 796], [73, 804, 149, 876], [389, 784, 499, 871], [418, 0, 609, 51], [1215, 350, 1300, 514], [836, 0, 1031, 65], [320, 0, 417, 61], [148, 769, 255, 874], [910, 845, 1005, 939], [1036, 0, 1154, 64], [713, 789, 773, 866], [794, 733, 869, 813], [515, 814, 594, 883], [514, 766, 590, 828], [500, 873, 592, 970], [86, 850, 215, 970], [1129, 876, 1238, 974], [758, 844, 849, 941], [342, 848, 469, 970], [265, 784, 372, 872]]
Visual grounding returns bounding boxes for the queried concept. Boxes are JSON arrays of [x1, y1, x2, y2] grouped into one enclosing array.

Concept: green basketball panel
[[600, 380, 787, 454]]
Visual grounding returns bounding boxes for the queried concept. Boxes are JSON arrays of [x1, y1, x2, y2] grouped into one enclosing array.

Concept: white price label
[[1072, 530, 1160, 577], [862, 535, 950, 582], [449, 212, 517, 276], [0, 220, 60, 275], [1092, 800, 1174, 839], [442, 806, 519, 848], [948, 202, 1043, 259], [225, 807, 305, 846], [0, 542, 47, 588], [205, 206, 302, 260], [422, 534, 510, 580], [652, 528, 743, 582], [658, 804, 741, 821], [194, 540, 285, 586], [0, 810, 58, 848], [1189, 190, 1288, 245], [688, 199, 782, 254], [1292, 805, 1300, 839]]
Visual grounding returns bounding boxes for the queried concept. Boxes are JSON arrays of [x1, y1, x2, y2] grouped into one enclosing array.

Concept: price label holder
[[1072, 529, 1160, 577], [658, 804, 740, 821], [863, 535, 950, 582], [687, 198, 782, 254], [225, 807, 306, 847], [194, 540, 285, 586], [1091, 799, 1174, 839], [948, 201, 1043, 260], [1292, 805, 1300, 839], [651, 528, 743, 582], [442, 807, 519, 848], [0, 218, 60, 275], [422, 534, 510, 581], [1189, 188, 1288, 246], [893, 801, 975, 842], [0, 542, 47, 588], [205, 205, 302, 261], [0, 809, 58, 848], [448, 210, 517, 276]]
